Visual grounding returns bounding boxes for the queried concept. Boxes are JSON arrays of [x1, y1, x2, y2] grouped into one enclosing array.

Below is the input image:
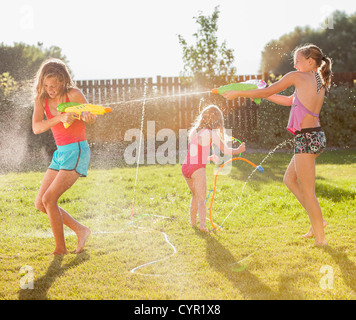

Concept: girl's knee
[[301, 189, 316, 200], [196, 198, 206, 206], [192, 194, 205, 205], [41, 191, 57, 209], [283, 175, 288, 187], [283, 174, 294, 189], [34, 197, 46, 213]]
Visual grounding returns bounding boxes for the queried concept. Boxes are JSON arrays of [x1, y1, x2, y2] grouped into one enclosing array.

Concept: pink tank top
[[183, 129, 212, 166], [287, 92, 320, 134], [45, 95, 87, 146]]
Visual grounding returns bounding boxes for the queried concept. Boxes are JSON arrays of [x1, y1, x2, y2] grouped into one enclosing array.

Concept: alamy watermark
[[319, 5, 335, 30], [320, 265, 334, 290], [20, 5, 35, 30], [19, 265, 34, 290], [123, 121, 236, 175]]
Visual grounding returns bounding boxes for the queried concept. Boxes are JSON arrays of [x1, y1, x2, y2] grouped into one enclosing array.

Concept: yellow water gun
[[57, 102, 112, 128]]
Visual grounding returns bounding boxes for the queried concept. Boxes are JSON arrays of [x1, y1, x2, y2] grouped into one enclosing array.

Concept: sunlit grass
[[0, 150, 355, 300]]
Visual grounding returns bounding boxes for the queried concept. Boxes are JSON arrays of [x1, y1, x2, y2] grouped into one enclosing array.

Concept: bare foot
[[302, 220, 327, 238], [199, 227, 209, 233], [314, 240, 328, 247], [190, 216, 197, 227], [75, 227, 91, 253], [51, 249, 68, 256]]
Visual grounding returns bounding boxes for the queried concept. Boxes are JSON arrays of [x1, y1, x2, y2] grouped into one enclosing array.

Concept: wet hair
[[34, 58, 76, 104], [189, 105, 225, 140], [293, 44, 333, 91]]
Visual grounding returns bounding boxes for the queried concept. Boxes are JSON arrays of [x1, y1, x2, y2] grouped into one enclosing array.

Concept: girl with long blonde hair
[[32, 58, 96, 255]]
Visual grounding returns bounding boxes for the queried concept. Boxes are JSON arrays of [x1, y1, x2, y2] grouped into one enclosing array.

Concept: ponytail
[[294, 44, 333, 91], [320, 56, 333, 91]]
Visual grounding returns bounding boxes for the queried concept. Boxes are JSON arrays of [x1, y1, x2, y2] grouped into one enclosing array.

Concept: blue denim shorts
[[49, 141, 91, 177]]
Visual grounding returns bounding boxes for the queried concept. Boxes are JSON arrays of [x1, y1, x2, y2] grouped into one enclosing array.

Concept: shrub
[[321, 85, 356, 147]]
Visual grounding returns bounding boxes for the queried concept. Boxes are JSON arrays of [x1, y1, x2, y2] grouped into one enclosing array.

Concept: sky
[[1, 0, 355, 81]]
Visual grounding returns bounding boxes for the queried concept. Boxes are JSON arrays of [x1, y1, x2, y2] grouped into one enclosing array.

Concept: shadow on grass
[[196, 230, 305, 300], [315, 182, 356, 202], [323, 246, 356, 294], [2, 149, 354, 176], [223, 149, 356, 196], [18, 251, 90, 300]]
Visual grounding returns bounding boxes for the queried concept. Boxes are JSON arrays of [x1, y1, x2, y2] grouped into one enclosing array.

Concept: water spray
[[131, 80, 148, 222]]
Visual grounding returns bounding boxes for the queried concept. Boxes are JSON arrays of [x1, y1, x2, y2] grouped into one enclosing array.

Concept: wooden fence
[[331, 72, 356, 86], [75, 74, 264, 142], [74, 72, 355, 143]]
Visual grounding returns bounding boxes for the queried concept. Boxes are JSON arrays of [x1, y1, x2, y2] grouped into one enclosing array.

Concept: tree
[[0, 72, 17, 97], [260, 27, 307, 75], [178, 6, 236, 89], [260, 10, 356, 74], [0, 43, 68, 167], [320, 11, 356, 72], [0, 42, 69, 82]]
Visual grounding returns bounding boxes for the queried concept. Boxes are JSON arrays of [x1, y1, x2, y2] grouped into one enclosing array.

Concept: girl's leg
[[191, 168, 208, 232], [283, 156, 326, 238], [37, 169, 90, 254], [283, 155, 305, 206], [35, 169, 58, 212], [35, 170, 91, 253], [183, 176, 198, 226], [294, 153, 327, 245]]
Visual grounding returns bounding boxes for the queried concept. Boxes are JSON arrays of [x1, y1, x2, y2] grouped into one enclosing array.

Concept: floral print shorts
[[294, 127, 326, 154]]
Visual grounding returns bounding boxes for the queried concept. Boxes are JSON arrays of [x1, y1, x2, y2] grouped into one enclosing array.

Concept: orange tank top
[[44, 95, 87, 146]]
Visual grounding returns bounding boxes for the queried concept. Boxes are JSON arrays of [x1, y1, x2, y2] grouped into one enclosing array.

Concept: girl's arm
[[222, 71, 297, 101], [211, 130, 245, 156], [68, 88, 88, 104], [32, 99, 76, 134], [32, 88, 94, 134], [68, 88, 96, 124], [264, 94, 294, 106]]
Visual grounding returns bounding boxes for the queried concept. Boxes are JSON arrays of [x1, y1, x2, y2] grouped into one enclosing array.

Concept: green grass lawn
[[0, 150, 355, 300]]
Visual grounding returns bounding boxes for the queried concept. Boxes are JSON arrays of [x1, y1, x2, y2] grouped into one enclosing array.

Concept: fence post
[[112, 79, 118, 105], [147, 77, 153, 97], [162, 77, 167, 96], [173, 77, 180, 129], [94, 80, 99, 104], [123, 79, 129, 101]]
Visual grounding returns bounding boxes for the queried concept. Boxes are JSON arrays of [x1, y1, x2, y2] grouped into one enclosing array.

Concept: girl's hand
[[59, 112, 78, 126], [81, 111, 97, 124], [238, 142, 246, 153], [208, 154, 219, 165], [222, 91, 240, 100]]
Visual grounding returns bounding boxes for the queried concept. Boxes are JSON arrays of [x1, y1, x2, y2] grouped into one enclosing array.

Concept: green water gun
[[212, 79, 267, 105]]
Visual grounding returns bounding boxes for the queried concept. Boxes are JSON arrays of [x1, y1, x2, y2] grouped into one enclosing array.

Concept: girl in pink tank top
[[182, 105, 245, 232], [44, 93, 87, 146], [32, 58, 96, 255]]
